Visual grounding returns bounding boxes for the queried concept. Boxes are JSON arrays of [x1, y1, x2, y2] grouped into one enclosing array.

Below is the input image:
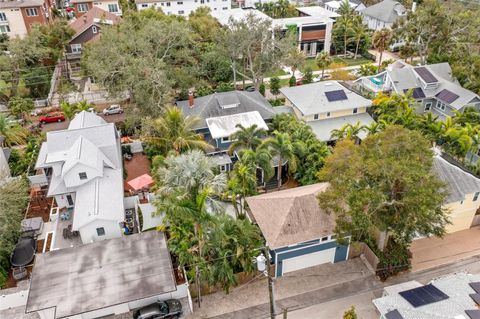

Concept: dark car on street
[[133, 299, 183, 319]]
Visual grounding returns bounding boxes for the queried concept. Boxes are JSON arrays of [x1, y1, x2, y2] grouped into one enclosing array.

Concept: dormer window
[[79, 172, 88, 180], [92, 25, 98, 34]]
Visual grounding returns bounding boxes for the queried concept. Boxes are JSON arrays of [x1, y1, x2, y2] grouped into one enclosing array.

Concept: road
[[37, 112, 125, 133]]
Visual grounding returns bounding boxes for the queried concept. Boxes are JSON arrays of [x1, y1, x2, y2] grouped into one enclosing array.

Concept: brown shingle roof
[[69, 6, 121, 38], [246, 183, 336, 249]]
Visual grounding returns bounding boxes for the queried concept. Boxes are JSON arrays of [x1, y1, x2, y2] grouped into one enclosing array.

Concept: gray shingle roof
[[176, 91, 278, 130], [432, 154, 480, 203], [360, 0, 405, 23]]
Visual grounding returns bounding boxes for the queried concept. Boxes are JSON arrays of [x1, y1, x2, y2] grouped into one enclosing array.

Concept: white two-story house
[[280, 80, 374, 142], [35, 111, 125, 244], [135, 0, 231, 16]]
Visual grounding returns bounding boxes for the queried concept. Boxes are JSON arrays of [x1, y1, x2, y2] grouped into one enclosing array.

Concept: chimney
[[188, 91, 194, 108], [411, 2, 417, 12]]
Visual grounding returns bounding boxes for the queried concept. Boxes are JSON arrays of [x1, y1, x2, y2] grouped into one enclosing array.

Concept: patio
[[124, 153, 151, 192]]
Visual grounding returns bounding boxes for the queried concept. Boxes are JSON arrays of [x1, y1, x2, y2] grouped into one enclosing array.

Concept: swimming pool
[[370, 77, 384, 86]]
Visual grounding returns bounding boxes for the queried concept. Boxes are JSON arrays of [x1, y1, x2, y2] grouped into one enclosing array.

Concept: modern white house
[[324, 0, 365, 13], [135, 0, 231, 16], [359, 0, 406, 30], [35, 111, 125, 244], [280, 80, 374, 142]]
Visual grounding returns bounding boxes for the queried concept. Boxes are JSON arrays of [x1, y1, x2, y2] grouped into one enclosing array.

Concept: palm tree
[[238, 147, 274, 184], [60, 101, 75, 120], [75, 100, 94, 112], [372, 28, 393, 69], [285, 48, 306, 76], [336, 14, 354, 57], [364, 121, 385, 135], [316, 51, 333, 79], [0, 114, 29, 147], [263, 131, 297, 190], [331, 122, 365, 142], [227, 162, 257, 217], [142, 106, 213, 155], [228, 124, 267, 155], [352, 16, 368, 59]]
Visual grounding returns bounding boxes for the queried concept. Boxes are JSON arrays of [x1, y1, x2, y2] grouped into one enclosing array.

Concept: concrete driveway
[[410, 226, 480, 272]]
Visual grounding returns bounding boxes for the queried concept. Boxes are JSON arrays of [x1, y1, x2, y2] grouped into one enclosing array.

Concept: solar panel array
[[436, 89, 460, 104], [325, 90, 348, 102], [470, 293, 480, 305], [414, 67, 438, 83], [399, 284, 449, 308], [385, 309, 404, 319], [466, 310, 480, 319], [470, 282, 480, 293], [403, 87, 426, 99]]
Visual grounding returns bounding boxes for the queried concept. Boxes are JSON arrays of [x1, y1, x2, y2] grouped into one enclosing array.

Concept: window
[[330, 234, 337, 240], [79, 172, 88, 180], [222, 6, 228, 9], [71, 43, 82, 53], [321, 236, 328, 242], [314, 114, 319, 120], [200, 0, 204, 3], [96, 227, 105, 236], [326, 112, 331, 118], [424, 102, 432, 111], [178, 10, 184, 14], [108, 3, 119, 12], [0, 25, 10, 33], [221, 136, 230, 143], [92, 25, 97, 33], [436, 100, 447, 111], [166, 2, 171, 6], [0, 12, 6, 21], [177, 1, 183, 3], [352, 108, 358, 114], [474, 192, 480, 202], [219, 164, 227, 172], [66, 194, 74, 206], [26, 8, 38, 16], [141, 3, 148, 7], [77, 3, 88, 12]]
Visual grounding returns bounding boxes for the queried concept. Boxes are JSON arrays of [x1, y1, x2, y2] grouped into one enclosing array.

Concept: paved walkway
[[410, 226, 480, 272]]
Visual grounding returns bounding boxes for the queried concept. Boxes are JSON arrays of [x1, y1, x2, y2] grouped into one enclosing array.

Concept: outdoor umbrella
[[127, 174, 154, 191], [11, 236, 37, 267]]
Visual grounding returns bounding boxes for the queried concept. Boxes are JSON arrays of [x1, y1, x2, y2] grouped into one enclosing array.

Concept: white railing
[[361, 77, 385, 92]]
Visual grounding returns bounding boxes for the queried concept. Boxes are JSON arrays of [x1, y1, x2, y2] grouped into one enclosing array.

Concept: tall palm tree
[[75, 100, 94, 112], [372, 28, 393, 69], [142, 106, 213, 155], [0, 114, 29, 147], [352, 16, 368, 59], [227, 162, 257, 217], [238, 148, 274, 183], [336, 15, 354, 57], [228, 124, 267, 155], [316, 51, 333, 79], [285, 48, 306, 75], [331, 122, 365, 142], [263, 131, 297, 190], [60, 101, 75, 120], [364, 121, 385, 136]]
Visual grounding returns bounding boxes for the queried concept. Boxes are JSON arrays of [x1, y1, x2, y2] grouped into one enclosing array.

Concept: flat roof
[[206, 111, 268, 139], [307, 113, 375, 141], [26, 231, 176, 318], [296, 5, 340, 18]]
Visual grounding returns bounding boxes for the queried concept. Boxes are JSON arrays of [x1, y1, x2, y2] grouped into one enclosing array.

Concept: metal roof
[[26, 231, 176, 318], [359, 0, 405, 23], [206, 111, 268, 139], [307, 113, 375, 141]]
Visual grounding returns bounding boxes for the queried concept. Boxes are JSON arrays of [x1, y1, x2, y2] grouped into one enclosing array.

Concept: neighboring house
[[280, 80, 374, 142], [0, 0, 54, 38], [212, 7, 334, 57], [66, 7, 121, 75], [72, 0, 122, 17], [324, 0, 365, 13], [246, 183, 350, 277], [26, 231, 190, 319], [297, 5, 340, 20], [35, 111, 125, 243], [359, 0, 406, 30], [135, 0, 231, 16], [432, 151, 480, 234], [373, 272, 480, 319], [354, 61, 480, 120]]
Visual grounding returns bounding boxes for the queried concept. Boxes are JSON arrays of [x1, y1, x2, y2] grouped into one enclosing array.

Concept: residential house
[[34, 111, 125, 244], [71, 0, 121, 17], [324, 0, 365, 13], [26, 231, 191, 319], [432, 152, 480, 234], [359, 0, 406, 30], [373, 272, 480, 319], [246, 183, 350, 277], [135, 0, 231, 16], [354, 61, 480, 120], [0, 0, 54, 38], [280, 80, 374, 142], [296, 5, 340, 20], [212, 7, 334, 57], [66, 7, 121, 76]]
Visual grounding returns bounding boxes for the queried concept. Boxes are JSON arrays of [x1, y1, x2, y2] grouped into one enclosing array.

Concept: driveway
[[410, 226, 480, 272], [39, 112, 125, 133]]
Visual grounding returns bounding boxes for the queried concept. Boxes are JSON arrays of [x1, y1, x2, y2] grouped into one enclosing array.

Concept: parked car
[[313, 74, 332, 82], [133, 299, 182, 319], [39, 112, 65, 123], [102, 104, 123, 115], [244, 86, 255, 92]]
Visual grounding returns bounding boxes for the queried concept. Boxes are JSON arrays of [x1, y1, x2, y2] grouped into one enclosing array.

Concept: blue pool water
[[370, 77, 384, 85]]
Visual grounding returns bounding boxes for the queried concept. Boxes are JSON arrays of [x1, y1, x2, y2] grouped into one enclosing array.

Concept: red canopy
[[127, 174, 154, 191]]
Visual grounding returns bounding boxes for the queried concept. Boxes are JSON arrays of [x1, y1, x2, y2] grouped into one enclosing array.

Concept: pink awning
[[127, 174, 154, 191]]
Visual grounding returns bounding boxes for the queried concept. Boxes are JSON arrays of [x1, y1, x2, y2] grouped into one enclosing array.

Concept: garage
[[281, 247, 336, 274]]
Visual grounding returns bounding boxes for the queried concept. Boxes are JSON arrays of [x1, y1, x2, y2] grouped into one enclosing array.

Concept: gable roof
[[246, 183, 336, 249], [432, 153, 480, 203], [69, 110, 107, 129], [69, 7, 121, 41], [176, 91, 278, 129], [280, 81, 372, 116], [360, 0, 405, 23]]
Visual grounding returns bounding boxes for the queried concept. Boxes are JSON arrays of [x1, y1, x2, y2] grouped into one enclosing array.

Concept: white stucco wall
[[136, 0, 231, 17], [0, 8, 28, 38]]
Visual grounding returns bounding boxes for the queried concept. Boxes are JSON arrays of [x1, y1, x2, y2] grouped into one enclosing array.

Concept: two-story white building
[[35, 111, 125, 244], [135, 0, 231, 16]]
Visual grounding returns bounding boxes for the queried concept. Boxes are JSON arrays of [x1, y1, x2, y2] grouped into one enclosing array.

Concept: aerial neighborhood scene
[[2, 0, 480, 318]]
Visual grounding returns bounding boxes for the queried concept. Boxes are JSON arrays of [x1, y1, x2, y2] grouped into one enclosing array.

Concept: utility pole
[[263, 247, 276, 319]]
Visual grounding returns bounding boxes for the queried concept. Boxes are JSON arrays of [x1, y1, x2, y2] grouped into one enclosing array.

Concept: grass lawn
[[266, 68, 288, 77], [303, 56, 373, 71]]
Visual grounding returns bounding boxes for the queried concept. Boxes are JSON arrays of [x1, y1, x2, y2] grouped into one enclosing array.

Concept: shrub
[[288, 75, 296, 87], [343, 306, 357, 319]]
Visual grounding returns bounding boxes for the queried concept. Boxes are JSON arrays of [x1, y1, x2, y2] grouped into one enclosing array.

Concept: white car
[[313, 74, 332, 82], [102, 104, 123, 115]]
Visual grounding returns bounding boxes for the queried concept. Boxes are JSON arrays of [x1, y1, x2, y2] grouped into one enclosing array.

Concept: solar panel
[[325, 90, 347, 102], [470, 293, 480, 305], [403, 87, 426, 99], [385, 309, 404, 319], [399, 284, 449, 308], [470, 282, 480, 293], [414, 67, 438, 83], [436, 89, 460, 104], [466, 310, 480, 319]]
